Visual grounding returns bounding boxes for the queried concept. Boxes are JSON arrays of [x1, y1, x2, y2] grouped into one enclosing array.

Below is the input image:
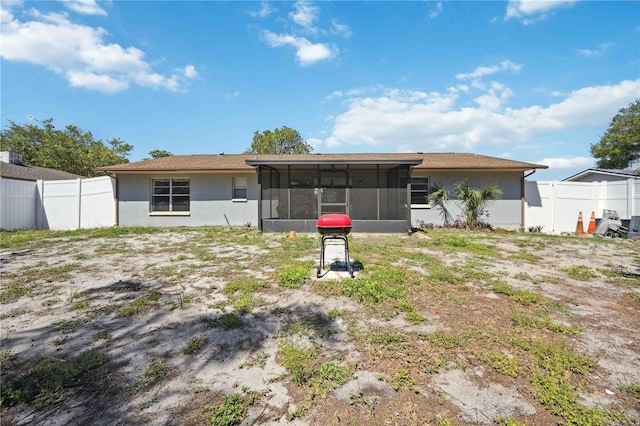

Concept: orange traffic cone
[[587, 211, 597, 233], [575, 211, 585, 235]]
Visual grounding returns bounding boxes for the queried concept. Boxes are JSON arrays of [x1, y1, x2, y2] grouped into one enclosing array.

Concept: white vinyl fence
[[525, 179, 640, 234], [1, 176, 115, 231]]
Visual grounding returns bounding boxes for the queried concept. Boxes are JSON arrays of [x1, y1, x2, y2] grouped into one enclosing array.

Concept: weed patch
[[492, 281, 540, 305], [278, 341, 352, 398], [203, 393, 247, 426], [277, 262, 313, 288], [1, 349, 107, 407], [130, 360, 169, 392], [218, 313, 244, 330], [341, 266, 406, 304], [562, 266, 597, 281], [116, 290, 161, 317], [182, 336, 208, 355]]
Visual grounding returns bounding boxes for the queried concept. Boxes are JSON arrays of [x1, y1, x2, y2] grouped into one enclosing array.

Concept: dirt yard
[[0, 227, 639, 425]]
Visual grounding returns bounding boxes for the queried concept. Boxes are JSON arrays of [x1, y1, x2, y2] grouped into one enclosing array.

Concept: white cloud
[[536, 156, 594, 169], [307, 137, 323, 150], [61, 0, 107, 16], [456, 60, 522, 80], [289, 0, 319, 33], [249, 2, 275, 18], [505, 0, 578, 24], [225, 90, 240, 100], [330, 19, 351, 38], [322, 79, 640, 153], [262, 30, 335, 65], [429, 2, 443, 19], [183, 65, 198, 79], [574, 42, 614, 57], [0, 5, 196, 93]]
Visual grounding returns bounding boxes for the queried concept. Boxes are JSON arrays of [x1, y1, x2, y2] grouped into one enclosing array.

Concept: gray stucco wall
[[411, 171, 523, 229], [118, 173, 258, 227]]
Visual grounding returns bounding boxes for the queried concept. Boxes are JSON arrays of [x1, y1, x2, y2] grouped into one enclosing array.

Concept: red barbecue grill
[[316, 214, 354, 278]]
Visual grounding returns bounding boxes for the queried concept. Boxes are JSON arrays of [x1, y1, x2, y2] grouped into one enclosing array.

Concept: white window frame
[[232, 177, 248, 202], [150, 178, 190, 215], [410, 177, 431, 208]]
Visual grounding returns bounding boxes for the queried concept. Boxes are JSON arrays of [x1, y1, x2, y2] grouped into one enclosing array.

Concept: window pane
[[410, 178, 429, 205], [172, 196, 190, 211], [233, 188, 247, 199], [154, 187, 170, 195], [173, 179, 189, 187], [153, 179, 170, 187], [152, 196, 170, 211], [173, 186, 190, 195], [234, 177, 247, 188]]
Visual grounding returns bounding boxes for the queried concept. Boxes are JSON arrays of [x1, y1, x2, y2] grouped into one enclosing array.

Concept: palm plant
[[454, 181, 502, 226], [428, 181, 502, 227], [428, 181, 453, 225]]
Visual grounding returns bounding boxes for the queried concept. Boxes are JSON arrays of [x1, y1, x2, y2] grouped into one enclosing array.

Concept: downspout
[[521, 169, 536, 230]]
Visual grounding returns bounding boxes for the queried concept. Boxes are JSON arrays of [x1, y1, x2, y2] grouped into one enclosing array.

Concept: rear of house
[[96, 153, 547, 232]]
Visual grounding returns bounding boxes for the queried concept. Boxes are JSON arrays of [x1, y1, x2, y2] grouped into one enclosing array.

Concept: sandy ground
[[0, 229, 639, 425]]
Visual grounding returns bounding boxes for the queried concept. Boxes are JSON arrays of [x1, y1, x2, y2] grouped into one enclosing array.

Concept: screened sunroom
[[246, 155, 423, 233]]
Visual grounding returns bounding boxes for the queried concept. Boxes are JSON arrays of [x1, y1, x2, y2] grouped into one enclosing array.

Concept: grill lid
[[317, 214, 352, 228]]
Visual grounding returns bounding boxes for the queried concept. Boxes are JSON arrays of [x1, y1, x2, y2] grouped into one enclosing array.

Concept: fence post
[[36, 179, 44, 229], [628, 179, 634, 218], [77, 178, 82, 230]]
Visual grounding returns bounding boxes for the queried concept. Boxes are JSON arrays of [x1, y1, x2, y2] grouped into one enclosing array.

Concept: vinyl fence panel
[[37, 176, 116, 230], [0, 177, 37, 230], [525, 180, 639, 234], [79, 176, 116, 228]]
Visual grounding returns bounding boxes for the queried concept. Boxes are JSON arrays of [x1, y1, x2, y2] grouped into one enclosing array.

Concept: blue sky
[[1, 0, 639, 180]]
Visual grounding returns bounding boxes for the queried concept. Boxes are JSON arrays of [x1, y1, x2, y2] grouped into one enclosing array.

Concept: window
[[151, 178, 190, 212], [410, 177, 430, 206], [233, 177, 247, 200]]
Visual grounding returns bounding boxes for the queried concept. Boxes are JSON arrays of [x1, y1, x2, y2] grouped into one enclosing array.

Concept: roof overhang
[[245, 158, 423, 167]]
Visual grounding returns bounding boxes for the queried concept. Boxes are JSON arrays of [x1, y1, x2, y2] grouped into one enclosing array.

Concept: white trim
[[411, 204, 432, 209], [232, 198, 248, 203], [149, 211, 190, 216]]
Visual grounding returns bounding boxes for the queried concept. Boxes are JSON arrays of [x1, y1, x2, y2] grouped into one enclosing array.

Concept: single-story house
[[562, 161, 640, 183], [0, 151, 83, 181], [96, 153, 547, 233]]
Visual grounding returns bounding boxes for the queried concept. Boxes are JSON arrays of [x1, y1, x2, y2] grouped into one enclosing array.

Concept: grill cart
[[316, 214, 354, 278], [594, 209, 628, 238]]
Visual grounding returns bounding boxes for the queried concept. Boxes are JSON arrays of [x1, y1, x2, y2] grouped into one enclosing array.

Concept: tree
[[244, 126, 313, 154], [146, 150, 173, 159], [0, 118, 133, 177], [590, 99, 640, 169], [428, 181, 502, 227]]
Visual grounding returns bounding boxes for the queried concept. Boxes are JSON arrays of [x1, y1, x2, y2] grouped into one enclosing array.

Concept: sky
[[1, 0, 639, 181]]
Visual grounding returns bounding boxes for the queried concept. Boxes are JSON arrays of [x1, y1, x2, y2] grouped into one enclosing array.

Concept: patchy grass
[[116, 290, 161, 317], [277, 262, 313, 288], [0, 350, 107, 408], [130, 360, 170, 392], [218, 313, 244, 330], [182, 336, 207, 355], [562, 265, 597, 281], [1, 227, 637, 425], [492, 281, 540, 305]]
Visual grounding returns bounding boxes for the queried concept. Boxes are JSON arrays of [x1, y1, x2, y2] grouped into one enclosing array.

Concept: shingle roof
[[95, 155, 254, 172], [563, 167, 640, 181], [414, 153, 547, 170], [0, 162, 84, 181], [95, 153, 547, 173]]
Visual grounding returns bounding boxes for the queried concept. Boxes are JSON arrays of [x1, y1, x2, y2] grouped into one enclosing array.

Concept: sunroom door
[[318, 169, 349, 216]]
